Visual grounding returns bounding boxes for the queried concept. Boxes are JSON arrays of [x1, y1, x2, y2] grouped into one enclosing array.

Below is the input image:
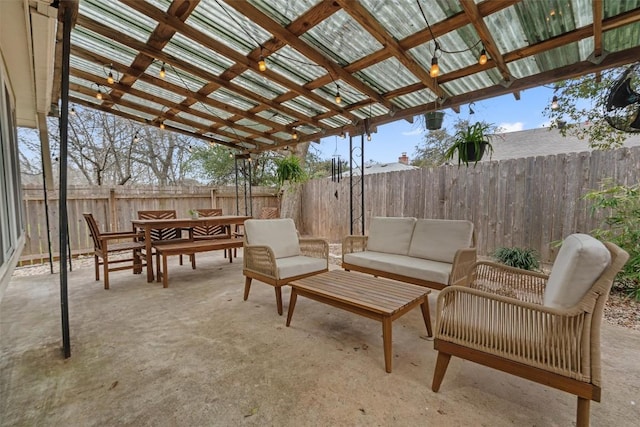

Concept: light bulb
[[367, 134, 372, 141], [292, 130, 298, 140], [340, 129, 345, 139], [229, 152, 233, 158], [258, 57, 266, 72], [478, 49, 488, 65], [551, 95, 559, 110], [96, 91, 102, 100], [335, 86, 341, 104], [159, 122, 165, 130], [430, 57, 439, 78], [159, 63, 166, 79], [133, 132, 139, 143], [70, 107, 76, 116], [107, 71, 114, 84]]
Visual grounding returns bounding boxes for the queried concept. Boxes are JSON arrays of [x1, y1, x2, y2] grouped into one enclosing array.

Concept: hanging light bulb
[[159, 62, 166, 79], [339, 128, 346, 139], [478, 48, 488, 65], [335, 85, 341, 104], [159, 121, 165, 130], [258, 56, 266, 72], [70, 107, 76, 116], [292, 129, 298, 140], [107, 65, 114, 84], [133, 132, 139, 143], [229, 151, 234, 159], [551, 95, 559, 110], [96, 87, 102, 100], [367, 133, 372, 141], [430, 56, 439, 78]]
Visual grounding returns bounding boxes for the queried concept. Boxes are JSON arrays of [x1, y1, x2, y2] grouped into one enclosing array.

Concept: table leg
[[286, 288, 298, 327], [144, 227, 154, 282], [382, 317, 392, 373], [421, 298, 433, 337]]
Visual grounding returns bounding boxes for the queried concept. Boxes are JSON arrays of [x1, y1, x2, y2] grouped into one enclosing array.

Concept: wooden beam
[[592, 0, 603, 58]]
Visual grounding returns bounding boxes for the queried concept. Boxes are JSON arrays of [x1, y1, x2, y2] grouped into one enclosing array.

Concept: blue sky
[[314, 85, 557, 164]]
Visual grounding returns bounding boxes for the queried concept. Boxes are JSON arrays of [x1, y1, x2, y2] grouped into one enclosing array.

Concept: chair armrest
[[99, 232, 141, 241], [467, 261, 549, 304], [448, 247, 477, 286], [342, 235, 368, 258], [299, 238, 329, 261], [436, 285, 591, 379], [243, 244, 277, 278]]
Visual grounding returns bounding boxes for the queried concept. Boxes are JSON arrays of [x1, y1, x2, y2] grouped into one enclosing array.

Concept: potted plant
[[444, 121, 494, 166], [274, 154, 307, 188], [424, 111, 445, 130]]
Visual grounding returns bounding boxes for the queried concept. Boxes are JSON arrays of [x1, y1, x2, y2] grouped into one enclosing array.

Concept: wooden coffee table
[[286, 270, 432, 373]]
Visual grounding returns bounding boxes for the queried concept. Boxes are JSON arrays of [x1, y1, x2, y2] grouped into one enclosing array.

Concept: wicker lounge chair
[[431, 233, 629, 427]]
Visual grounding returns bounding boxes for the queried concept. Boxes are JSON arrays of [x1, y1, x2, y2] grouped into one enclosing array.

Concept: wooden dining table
[[131, 215, 251, 282]]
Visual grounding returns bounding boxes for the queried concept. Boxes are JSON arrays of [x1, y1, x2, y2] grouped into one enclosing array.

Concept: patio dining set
[[83, 213, 628, 427]]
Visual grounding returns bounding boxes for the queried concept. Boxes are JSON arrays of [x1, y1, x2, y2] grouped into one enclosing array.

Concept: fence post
[[109, 188, 117, 231], [210, 188, 216, 208]]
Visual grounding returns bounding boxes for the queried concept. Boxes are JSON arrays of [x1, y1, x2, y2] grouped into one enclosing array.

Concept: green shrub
[[584, 179, 640, 300], [492, 247, 540, 271]]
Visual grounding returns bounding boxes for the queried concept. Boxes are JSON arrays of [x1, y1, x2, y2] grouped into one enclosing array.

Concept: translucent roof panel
[[281, 97, 327, 117], [176, 112, 213, 128], [114, 105, 156, 121], [410, 25, 482, 76], [513, 1, 578, 45], [604, 0, 640, 18], [70, 55, 109, 80], [392, 88, 438, 110], [71, 27, 138, 66], [256, 110, 296, 126], [441, 72, 500, 97], [206, 89, 258, 112], [235, 119, 271, 134], [188, 1, 272, 55], [232, 70, 288, 100], [119, 93, 167, 113], [145, 0, 171, 13], [249, 0, 322, 24], [218, 127, 252, 138], [164, 120, 196, 133], [163, 33, 236, 77], [158, 65, 208, 93], [357, 58, 420, 93], [189, 103, 234, 121], [302, 10, 384, 65], [70, 75, 98, 90], [80, 0, 156, 44], [604, 24, 640, 53], [360, 0, 428, 40], [484, 7, 530, 54], [507, 56, 541, 80], [267, 46, 327, 86], [131, 81, 185, 105]]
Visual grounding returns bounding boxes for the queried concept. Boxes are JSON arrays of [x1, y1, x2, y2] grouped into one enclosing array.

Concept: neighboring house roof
[[342, 162, 418, 176], [482, 125, 640, 162]]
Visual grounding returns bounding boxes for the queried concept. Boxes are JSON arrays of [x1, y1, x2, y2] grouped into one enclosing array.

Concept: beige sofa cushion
[[543, 233, 611, 309], [245, 218, 300, 259], [344, 251, 452, 285], [276, 255, 327, 280], [366, 217, 416, 255], [408, 219, 474, 263]]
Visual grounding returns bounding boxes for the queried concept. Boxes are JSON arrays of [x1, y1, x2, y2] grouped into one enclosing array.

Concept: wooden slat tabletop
[[290, 270, 430, 315]]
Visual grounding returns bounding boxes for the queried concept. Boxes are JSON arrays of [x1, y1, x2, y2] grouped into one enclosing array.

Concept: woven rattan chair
[[431, 234, 629, 427], [83, 213, 146, 290], [243, 218, 329, 315]]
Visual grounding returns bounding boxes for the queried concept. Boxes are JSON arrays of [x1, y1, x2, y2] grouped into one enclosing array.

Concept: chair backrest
[[83, 213, 102, 251], [192, 208, 226, 237], [244, 218, 300, 259], [137, 210, 180, 241], [259, 207, 279, 219]]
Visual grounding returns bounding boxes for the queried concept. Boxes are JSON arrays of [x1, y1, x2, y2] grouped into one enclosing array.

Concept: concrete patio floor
[[1, 250, 639, 426]]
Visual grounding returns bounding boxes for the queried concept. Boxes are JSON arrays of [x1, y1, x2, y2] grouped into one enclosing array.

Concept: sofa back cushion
[[543, 233, 611, 309], [244, 218, 300, 259], [366, 217, 416, 255], [408, 219, 474, 263]]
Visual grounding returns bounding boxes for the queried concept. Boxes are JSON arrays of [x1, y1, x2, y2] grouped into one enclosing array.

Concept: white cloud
[[497, 122, 524, 133], [401, 128, 422, 136]]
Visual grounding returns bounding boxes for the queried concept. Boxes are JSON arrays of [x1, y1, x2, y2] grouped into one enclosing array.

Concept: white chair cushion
[[543, 233, 611, 309], [244, 218, 300, 259], [276, 255, 327, 279], [344, 251, 452, 285], [408, 219, 474, 263], [366, 217, 416, 255]]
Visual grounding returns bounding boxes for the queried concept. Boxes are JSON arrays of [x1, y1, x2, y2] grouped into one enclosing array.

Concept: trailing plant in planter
[[274, 154, 307, 188], [493, 247, 540, 271], [444, 121, 494, 166]]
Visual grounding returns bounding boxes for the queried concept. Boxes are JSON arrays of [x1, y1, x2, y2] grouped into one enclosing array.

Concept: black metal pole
[[360, 135, 365, 235], [59, 3, 73, 358], [41, 160, 54, 274], [349, 135, 353, 235], [234, 157, 239, 216], [248, 160, 253, 216]]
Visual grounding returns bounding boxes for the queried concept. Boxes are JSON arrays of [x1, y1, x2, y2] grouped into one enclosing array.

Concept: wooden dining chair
[[83, 213, 146, 289], [191, 208, 233, 262], [137, 210, 189, 266]]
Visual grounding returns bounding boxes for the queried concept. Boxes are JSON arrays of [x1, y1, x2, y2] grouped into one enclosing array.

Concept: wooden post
[[210, 188, 216, 208], [109, 188, 117, 231]]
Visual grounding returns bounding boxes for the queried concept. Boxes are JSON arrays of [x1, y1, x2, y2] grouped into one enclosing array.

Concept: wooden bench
[[154, 238, 243, 288]]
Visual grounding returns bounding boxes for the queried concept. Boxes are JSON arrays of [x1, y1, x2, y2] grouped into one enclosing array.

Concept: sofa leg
[[576, 397, 590, 427], [431, 351, 451, 392], [275, 287, 283, 315], [243, 277, 252, 301]]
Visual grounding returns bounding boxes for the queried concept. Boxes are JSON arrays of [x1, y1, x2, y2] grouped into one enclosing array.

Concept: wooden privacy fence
[[300, 146, 640, 263], [20, 185, 279, 265]]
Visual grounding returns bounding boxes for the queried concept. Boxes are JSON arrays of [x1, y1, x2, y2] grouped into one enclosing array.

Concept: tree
[[544, 67, 632, 150]]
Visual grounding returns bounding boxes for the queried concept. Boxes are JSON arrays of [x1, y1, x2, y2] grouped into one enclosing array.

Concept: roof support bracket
[[588, 50, 609, 65]]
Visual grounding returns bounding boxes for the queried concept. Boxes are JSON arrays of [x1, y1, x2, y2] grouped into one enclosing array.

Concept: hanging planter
[[444, 121, 495, 167], [424, 111, 445, 130]]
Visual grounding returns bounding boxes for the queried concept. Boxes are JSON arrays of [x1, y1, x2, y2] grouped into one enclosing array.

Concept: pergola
[[52, 0, 640, 154]]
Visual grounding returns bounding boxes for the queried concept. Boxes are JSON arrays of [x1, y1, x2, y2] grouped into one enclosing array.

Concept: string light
[[367, 133, 372, 141], [107, 65, 114, 84], [70, 107, 76, 116], [258, 56, 267, 72], [133, 132, 139, 143], [478, 48, 488, 65], [159, 62, 166, 79], [551, 95, 559, 110], [292, 129, 298, 140], [335, 85, 341, 104], [95, 86, 103, 100], [159, 122, 165, 130], [430, 48, 440, 78], [340, 128, 346, 139], [229, 151, 234, 158]]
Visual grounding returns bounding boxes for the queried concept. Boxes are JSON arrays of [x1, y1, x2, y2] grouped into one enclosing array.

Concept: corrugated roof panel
[[604, 0, 640, 18], [315, 80, 367, 106], [514, 1, 578, 45], [281, 96, 327, 117], [190, 103, 235, 120], [267, 46, 327, 86], [357, 57, 420, 92], [188, 1, 272, 55], [361, 0, 428, 40], [70, 92, 103, 106], [319, 116, 351, 128], [120, 93, 167, 112], [208, 87, 258, 111], [271, 131, 292, 140], [410, 26, 483, 77], [163, 32, 235, 77], [115, 105, 156, 121], [164, 120, 196, 133], [71, 27, 138, 65], [218, 127, 252, 138], [176, 111, 213, 128], [253, 137, 274, 145], [392, 88, 438, 109], [235, 118, 270, 132], [157, 64, 208, 93], [249, 0, 322, 24], [145, 0, 171, 13], [70, 75, 98, 90], [302, 10, 384, 65], [232, 70, 288, 100], [441, 71, 500, 96], [70, 55, 108, 79], [604, 23, 640, 53], [131, 80, 185, 104], [484, 6, 529, 53], [80, 0, 156, 44], [256, 110, 296, 125], [507, 56, 541, 79]]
